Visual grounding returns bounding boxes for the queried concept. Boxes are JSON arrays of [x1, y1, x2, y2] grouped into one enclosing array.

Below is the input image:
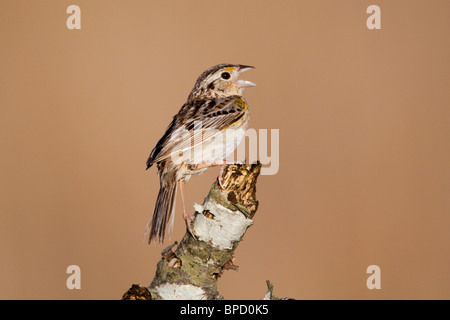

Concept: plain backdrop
[[0, 0, 449, 299]]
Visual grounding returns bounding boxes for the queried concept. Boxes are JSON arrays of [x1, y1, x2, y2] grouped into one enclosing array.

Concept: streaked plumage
[[146, 64, 255, 243]]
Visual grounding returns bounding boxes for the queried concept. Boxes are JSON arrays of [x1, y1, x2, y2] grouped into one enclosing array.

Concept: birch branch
[[123, 162, 262, 300]]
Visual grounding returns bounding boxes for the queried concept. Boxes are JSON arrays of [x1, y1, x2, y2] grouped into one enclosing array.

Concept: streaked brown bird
[[145, 63, 255, 243]]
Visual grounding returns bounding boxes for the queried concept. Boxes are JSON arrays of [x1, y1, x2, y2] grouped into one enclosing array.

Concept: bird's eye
[[221, 72, 231, 80]]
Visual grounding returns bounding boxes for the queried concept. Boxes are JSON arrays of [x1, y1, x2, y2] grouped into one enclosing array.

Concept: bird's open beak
[[236, 80, 256, 88], [236, 65, 256, 87], [238, 65, 255, 73]]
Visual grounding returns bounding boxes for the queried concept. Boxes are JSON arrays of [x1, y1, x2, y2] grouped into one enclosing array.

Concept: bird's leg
[[188, 159, 245, 190], [187, 161, 220, 170], [178, 180, 195, 238], [218, 163, 226, 189]]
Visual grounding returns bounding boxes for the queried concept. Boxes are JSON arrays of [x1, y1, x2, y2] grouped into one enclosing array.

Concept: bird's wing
[[146, 95, 247, 168], [146, 117, 177, 169]]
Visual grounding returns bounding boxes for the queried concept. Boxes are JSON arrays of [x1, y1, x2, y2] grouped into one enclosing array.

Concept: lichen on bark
[[144, 162, 262, 300]]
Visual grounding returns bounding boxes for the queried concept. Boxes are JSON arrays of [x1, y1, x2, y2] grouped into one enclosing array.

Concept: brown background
[[1, 0, 449, 299]]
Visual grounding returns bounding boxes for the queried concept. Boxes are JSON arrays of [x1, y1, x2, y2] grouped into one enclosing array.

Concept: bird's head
[[188, 64, 255, 100]]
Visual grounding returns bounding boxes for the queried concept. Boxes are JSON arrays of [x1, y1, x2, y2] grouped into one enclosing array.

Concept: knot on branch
[[122, 284, 152, 300], [214, 162, 261, 218]]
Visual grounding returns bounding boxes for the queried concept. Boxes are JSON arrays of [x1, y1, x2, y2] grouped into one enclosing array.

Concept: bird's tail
[[145, 177, 177, 244]]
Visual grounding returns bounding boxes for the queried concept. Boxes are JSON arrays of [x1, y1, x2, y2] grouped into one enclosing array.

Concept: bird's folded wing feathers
[[146, 96, 247, 166]]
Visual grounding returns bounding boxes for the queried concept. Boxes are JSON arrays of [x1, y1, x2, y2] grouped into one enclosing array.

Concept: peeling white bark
[[193, 200, 253, 250], [155, 283, 207, 300]]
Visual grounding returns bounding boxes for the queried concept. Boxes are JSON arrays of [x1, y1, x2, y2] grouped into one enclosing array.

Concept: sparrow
[[145, 63, 255, 243]]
